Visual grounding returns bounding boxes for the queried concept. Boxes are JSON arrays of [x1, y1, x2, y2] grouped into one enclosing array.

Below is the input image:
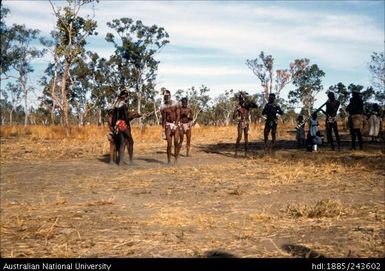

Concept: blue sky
[[3, 0, 384, 108]]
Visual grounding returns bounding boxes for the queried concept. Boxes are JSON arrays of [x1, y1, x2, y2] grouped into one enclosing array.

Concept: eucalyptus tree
[[11, 24, 46, 126], [213, 89, 237, 126], [288, 63, 325, 118], [4, 82, 22, 125], [49, 0, 98, 135], [0, 6, 19, 81], [105, 18, 169, 127], [369, 52, 385, 92], [246, 51, 306, 104]]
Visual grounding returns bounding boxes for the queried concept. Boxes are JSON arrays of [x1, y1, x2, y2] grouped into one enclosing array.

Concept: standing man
[[346, 89, 364, 150], [111, 89, 136, 165], [179, 97, 194, 157], [262, 93, 283, 152], [160, 88, 181, 164], [233, 92, 258, 157], [321, 92, 341, 151]]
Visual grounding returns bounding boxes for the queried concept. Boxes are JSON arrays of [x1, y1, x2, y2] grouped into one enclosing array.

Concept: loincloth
[[166, 122, 178, 134], [180, 122, 192, 133], [327, 116, 336, 124], [238, 120, 249, 129]]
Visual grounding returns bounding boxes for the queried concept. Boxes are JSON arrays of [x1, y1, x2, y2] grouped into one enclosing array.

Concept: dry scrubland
[[1, 124, 384, 258]]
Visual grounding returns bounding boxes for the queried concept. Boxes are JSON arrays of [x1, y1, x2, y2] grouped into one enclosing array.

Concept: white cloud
[[2, 0, 383, 100], [159, 64, 249, 77]]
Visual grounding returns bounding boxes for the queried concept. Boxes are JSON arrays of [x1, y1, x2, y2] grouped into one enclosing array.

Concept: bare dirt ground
[[1, 126, 384, 258]]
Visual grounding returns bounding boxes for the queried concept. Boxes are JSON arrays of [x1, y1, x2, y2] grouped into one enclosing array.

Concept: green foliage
[[0, 6, 18, 78], [54, 1, 98, 61], [105, 18, 169, 91], [174, 85, 211, 124], [289, 62, 325, 117]]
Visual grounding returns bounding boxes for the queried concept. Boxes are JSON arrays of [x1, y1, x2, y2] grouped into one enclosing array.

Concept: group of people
[[233, 92, 284, 156], [107, 88, 194, 165], [295, 90, 383, 152], [107, 88, 382, 165]]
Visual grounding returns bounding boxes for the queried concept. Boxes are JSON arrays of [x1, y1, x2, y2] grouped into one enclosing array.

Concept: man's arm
[[246, 101, 258, 110], [128, 111, 141, 121], [262, 104, 267, 116], [161, 107, 166, 128]]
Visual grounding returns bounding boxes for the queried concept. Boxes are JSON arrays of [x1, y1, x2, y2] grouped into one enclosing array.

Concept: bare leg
[[179, 128, 185, 155], [186, 129, 191, 156], [271, 124, 277, 151], [109, 140, 116, 164], [174, 129, 181, 164], [117, 133, 125, 166], [244, 126, 249, 156], [326, 123, 335, 150], [166, 128, 172, 164], [127, 133, 134, 164], [264, 124, 270, 152], [333, 122, 341, 150], [235, 124, 242, 157]]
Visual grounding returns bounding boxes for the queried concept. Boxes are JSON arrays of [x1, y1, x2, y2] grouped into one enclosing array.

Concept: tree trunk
[[61, 62, 71, 136], [20, 59, 29, 127], [225, 112, 231, 126], [97, 108, 102, 126], [9, 109, 14, 125], [50, 56, 59, 125], [24, 87, 28, 126], [137, 89, 142, 129], [153, 100, 159, 125]]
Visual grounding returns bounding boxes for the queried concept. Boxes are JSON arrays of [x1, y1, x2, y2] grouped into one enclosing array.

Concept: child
[[296, 115, 305, 148]]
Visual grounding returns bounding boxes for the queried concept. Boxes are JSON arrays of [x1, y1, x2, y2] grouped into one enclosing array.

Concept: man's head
[[311, 112, 318, 120], [162, 88, 171, 103], [327, 91, 335, 101], [351, 88, 361, 99], [118, 89, 129, 101], [181, 97, 188, 107], [268, 93, 276, 103]]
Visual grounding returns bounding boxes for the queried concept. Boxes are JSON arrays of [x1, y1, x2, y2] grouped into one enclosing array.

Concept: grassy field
[[1, 124, 384, 258]]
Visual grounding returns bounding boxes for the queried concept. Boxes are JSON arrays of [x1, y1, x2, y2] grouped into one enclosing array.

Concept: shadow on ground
[[203, 250, 237, 258], [281, 244, 325, 258], [197, 140, 298, 158]]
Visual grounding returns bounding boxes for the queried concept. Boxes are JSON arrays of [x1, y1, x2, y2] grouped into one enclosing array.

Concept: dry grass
[[286, 199, 348, 218], [1, 124, 384, 258]]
